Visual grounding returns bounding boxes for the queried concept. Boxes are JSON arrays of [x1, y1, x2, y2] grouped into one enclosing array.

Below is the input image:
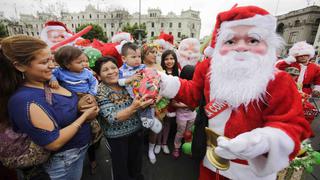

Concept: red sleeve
[[263, 71, 311, 159], [275, 60, 290, 70], [174, 58, 210, 108]]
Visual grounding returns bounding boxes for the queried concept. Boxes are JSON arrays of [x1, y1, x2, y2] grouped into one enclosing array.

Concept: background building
[[276, 5, 320, 53], [3, 4, 201, 43]]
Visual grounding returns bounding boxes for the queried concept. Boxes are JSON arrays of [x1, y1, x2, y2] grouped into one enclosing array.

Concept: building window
[[72, 24, 74, 28], [294, 20, 301, 27], [31, 32, 34, 36], [97, 14, 99, 18], [169, 22, 172, 28], [111, 31, 114, 36], [89, 14, 92, 19], [161, 23, 164, 28], [192, 24, 195, 29], [119, 22, 122, 27], [178, 32, 181, 38], [288, 32, 298, 43], [37, 32, 39, 35], [26, 32, 29, 35], [169, 32, 172, 35], [71, 16, 73, 19], [191, 33, 194, 37], [151, 22, 154, 28], [78, 16, 79, 19], [178, 22, 181, 28], [111, 14, 113, 18], [111, 23, 114, 28], [104, 23, 106, 28]]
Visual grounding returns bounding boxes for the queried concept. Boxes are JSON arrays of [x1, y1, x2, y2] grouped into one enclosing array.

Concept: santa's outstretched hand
[[215, 130, 269, 160]]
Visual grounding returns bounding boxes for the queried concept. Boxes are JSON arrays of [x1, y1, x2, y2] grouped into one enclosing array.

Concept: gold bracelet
[[73, 122, 81, 129]]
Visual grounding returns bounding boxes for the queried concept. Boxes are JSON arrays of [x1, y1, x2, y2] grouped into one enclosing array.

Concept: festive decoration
[[277, 141, 320, 180], [83, 47, 102, 68], [132, 68, 161, 100], [51, 25, 93, 52]]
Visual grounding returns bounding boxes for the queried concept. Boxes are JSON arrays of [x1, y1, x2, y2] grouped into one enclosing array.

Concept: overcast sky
[[0, 0, 319, 38]]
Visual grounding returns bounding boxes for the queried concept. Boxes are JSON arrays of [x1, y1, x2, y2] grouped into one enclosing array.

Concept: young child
[[50, 45, 98, 101], [118, 42, 162, 134], [172, 65, 196, 159], [154, 50, 180, 155]]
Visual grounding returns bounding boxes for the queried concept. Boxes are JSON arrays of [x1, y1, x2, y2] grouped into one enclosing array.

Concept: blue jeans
[[44, 144, 89, 180]]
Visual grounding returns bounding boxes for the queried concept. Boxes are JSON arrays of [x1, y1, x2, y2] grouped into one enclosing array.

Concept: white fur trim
[[289, 41, 315, 58], [208, 107, 232, 135], [248, 127, 294, 176], [159, 72, 181, 99], [220, 15, 277, 32], [204, 46, 214, 58], [111, 32, 132, 43], [283, 56, 296, 64], [115, 40, 128, 54], [297, 64, 307, 85], [40, 26, 65, 40], [313, 85, 320, 91]]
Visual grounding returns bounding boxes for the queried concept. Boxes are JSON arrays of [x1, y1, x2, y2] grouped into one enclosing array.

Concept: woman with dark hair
[[0, 35, 98, 180], [94, 56, 153, 180]]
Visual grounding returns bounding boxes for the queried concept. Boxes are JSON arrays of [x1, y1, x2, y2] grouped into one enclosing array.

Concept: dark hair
[[54, 46, 83, 69], [93, 56, 118, 75], [0, 35, 48, 127], [180, 65, 195, 80], [141, 43, 157, 63], [161, 50, 179, 77], [121, 42, 139, 57]]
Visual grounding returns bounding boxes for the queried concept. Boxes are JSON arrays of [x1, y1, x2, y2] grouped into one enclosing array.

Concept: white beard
[[209, 48, 277, 108]]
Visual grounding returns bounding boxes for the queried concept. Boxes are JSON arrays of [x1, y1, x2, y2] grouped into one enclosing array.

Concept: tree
[[0, 23, 8, 38], [122, 23, 147, 43], [76, 23, 108, 42]]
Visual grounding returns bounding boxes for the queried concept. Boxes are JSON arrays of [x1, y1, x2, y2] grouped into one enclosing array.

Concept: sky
[[0, 0, 319, 38]]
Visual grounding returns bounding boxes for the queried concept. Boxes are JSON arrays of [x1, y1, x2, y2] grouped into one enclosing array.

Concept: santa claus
[[111, 32, 132, 43], [177, 38, 201, 68], [40, 21, 73, 48], [276, 41, 320, 96], [160, 5, 311, 180]]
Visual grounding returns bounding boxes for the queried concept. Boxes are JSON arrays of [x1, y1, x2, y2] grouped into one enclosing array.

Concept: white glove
[[284, 56, 296, 64], [159, 72, 180, 99], [215, 131, 269, 160]]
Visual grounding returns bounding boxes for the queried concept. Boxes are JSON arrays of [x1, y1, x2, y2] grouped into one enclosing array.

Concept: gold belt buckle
[[205, 127, 230, 171]]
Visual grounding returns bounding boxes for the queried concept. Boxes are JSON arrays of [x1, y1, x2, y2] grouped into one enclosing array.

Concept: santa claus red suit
[[160, 5, 311, 180], [276, 41, 320, 95]]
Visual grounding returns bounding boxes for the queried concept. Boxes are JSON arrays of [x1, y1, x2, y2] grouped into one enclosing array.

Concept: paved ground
[[82, 100, 320, 180]]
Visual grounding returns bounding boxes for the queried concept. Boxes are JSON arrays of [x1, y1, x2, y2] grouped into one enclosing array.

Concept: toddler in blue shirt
[[119, 42, 162, 134]]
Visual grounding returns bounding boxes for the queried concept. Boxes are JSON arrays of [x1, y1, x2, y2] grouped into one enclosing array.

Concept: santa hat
[[154, 32, 174, 50], [204, 5, 277, 57], [289, 41, 315, 59], [111, 32, 132, 43], [158, 32, 174, 45], [40, 21, 73, 46]]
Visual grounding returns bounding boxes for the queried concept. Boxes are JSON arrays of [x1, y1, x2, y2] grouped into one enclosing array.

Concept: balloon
[[182, 142, 192, 155], [83, 47, 102, 68]]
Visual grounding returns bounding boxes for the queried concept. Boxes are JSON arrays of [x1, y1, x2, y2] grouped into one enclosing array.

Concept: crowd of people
[[0, 4, 319, 180]]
